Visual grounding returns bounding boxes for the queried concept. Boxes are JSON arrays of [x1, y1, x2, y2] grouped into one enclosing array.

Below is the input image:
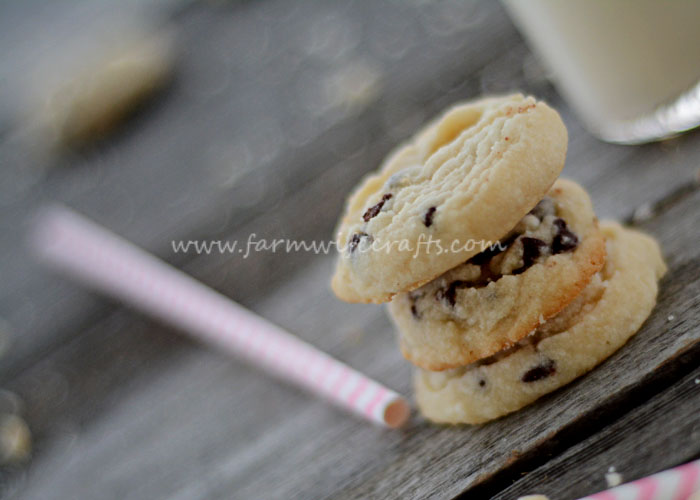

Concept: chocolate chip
[[408, 290, 423, 319], [410, 304, 421, 319], [436, 280, 469, 307], [423, 206, 437, 227], [348, 232, 371, 253], [348, 233, 362, 252], [468, 233, 518, 266], [478, 378, 486, 387], [521, 358, 556, 382], [552, 218, 579, 254], [512, 236, 547, 275], [362, 193, 392, 222]]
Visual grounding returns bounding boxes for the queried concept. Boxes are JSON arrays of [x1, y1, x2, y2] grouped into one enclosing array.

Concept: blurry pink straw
[[30, 206, 410, 428]]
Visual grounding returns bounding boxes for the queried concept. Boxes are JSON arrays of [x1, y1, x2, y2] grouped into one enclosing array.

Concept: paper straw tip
[[383, 397, 410, 429]]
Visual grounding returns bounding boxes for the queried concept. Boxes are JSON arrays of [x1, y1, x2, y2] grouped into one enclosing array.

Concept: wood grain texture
[[493, 366, 700, 500]]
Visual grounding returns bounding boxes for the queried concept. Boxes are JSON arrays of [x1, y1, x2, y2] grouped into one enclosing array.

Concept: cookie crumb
[[605, 468, 623, 488], [667, 314, 675, 321], [694, 378, 699, 385]]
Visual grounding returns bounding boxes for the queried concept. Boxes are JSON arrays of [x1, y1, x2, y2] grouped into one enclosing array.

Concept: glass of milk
[[503, 0, 700, 144]]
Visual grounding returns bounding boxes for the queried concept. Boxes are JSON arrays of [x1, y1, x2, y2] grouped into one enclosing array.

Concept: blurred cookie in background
[[32, 29, 175, 151]]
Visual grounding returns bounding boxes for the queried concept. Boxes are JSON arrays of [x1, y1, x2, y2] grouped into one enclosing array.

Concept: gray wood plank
[[493, 367, 700, 500]]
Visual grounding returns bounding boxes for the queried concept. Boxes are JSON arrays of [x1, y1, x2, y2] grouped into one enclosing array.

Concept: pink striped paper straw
[[30, 205, 410, 428], [578, 459, 700, 500]]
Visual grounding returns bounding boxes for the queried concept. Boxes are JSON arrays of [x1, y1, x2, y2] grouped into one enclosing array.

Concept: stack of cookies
[[331, 94, 666, 424]]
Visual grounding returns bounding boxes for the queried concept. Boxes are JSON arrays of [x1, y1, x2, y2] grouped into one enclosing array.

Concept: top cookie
[[331, 94, 568, 303]]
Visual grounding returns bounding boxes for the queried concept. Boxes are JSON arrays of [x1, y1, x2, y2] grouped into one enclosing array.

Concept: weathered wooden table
[[1, 1, 698, 499]]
